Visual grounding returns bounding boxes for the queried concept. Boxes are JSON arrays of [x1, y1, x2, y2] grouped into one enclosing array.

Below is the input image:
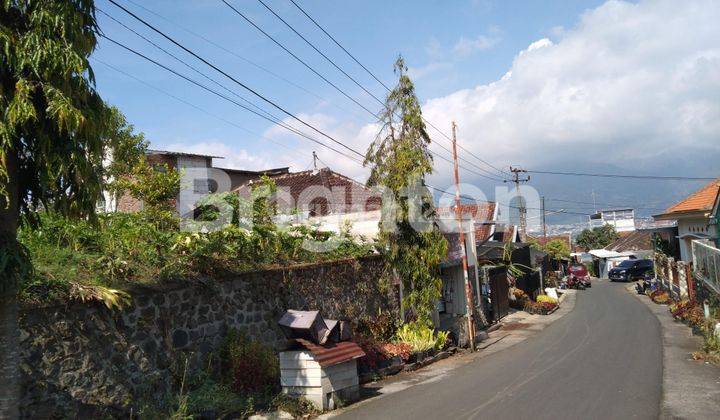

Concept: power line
[[107, 0, 505, 195], [220, 0, 378, 118], [545, 197, 666, 211], [287, 0, 391, 92], [255, 0, 383, 108], [97, 7, 282, 125], [526, 170, 716, 181], [286, 0, 510, 178], [242, 0, 504, 180], [121, 0, 358, 118], [93, 57, 301, 160], [106, 0, 365, 159], [100, 35, 363, 165], [220, 0, 503, 182]]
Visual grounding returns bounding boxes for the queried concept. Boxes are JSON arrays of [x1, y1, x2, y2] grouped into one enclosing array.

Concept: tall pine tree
[[365, 57, 447, 324]]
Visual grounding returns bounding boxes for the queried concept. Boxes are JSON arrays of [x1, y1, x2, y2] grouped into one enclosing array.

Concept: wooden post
[[451, 122, 476, 351], [687, 263, 695, 301]]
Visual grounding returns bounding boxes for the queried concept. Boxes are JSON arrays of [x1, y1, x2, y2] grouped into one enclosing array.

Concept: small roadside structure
[[588, 248, 637, 278], [277, 310, 364, 410]]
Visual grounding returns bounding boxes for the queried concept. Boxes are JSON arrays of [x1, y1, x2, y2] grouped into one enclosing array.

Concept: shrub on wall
[[18, 209, 373, 305], [219, 329, 280, 395]]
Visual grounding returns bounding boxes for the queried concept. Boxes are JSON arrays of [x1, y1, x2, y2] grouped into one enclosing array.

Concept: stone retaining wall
[[19, 255, 395, 418]]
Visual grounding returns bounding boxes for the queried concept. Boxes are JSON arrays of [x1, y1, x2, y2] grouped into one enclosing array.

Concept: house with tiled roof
[[235, 167, 381, 216], [436, 202, 498, 243], [234, 167, 383, 238], [654, 178, 720, 261], [525, 233, 572, 250]]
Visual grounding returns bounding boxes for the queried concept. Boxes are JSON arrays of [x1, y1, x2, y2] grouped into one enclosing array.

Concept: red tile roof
[[656, 178, 720, 218], [436, 202, 497, 242], [235, 168, 381, 215]]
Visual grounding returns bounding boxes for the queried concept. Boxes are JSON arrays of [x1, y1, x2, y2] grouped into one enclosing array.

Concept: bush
[[670, 299, 705, 328], [18, 210, 373, 304], [509, 287, 529, 310], [219, 330, 280, 395], [185, 377, 254, 418], [381, 342, 413, 361], [269, 394, 318, 418], [537, 295, 558, 305], [355, 336, 390, 370], [524, 300, 557, 315], [395, 322, 448, 353], [649, 289, 671, 304], [356, 310, 401, 341]]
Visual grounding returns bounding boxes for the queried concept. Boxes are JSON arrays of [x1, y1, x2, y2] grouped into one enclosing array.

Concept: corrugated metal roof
[[293, 338, 365, 367], [147, 149, 224, 159]]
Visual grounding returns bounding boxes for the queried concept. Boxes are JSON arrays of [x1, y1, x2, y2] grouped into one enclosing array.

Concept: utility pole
[[506, 166, 530, 238], [312, 151, 318, 170], [542, 196, 547, 241], [451, 121, 476, 351]]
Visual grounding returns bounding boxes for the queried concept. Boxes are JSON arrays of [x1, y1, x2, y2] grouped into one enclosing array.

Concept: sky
[[92, 0, 720, 226]]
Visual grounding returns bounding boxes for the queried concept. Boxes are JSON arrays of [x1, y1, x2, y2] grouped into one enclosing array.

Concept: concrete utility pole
[[451, 121, 476, 351], [542, 196, 547, 241], [506, 166, 530, 238]]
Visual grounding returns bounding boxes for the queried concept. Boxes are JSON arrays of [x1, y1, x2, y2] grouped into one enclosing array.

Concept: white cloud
[[453, 34, 501, 56], [420, 0, 720, 173], [163, 141, 278, 171], [262, 113, 376, 182], [168, 0, 720, 200]]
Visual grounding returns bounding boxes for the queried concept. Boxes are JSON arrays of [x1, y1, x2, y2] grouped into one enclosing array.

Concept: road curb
[[627, 286, 720, 419]]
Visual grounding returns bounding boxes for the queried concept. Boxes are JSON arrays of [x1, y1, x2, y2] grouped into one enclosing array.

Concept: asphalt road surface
[[336, 280, 663, 420]]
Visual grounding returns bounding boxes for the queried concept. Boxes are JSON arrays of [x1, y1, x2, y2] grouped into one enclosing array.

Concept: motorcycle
[[635, 271, 656, 295], [566, 274, 586, 290]]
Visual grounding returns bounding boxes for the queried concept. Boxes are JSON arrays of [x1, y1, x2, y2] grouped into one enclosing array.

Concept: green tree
[[0, 1, 110, 415], [365, 57, 447, 324], [104, 106, 148, 210], [575, 224, 619, 250], [115, 159, 181, 212], [543, 239, 571, 261]]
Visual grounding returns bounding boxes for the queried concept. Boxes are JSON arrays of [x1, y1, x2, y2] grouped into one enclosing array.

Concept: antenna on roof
[[312, 151, 319, 174]]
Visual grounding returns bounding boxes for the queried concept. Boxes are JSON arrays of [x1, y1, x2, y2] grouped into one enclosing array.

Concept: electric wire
[[252, 0, 505, 179], [100, 35, 364, 165], [285, 0, 510, 177], [106, 0, 365, 159], [93, 57, 300, 160], [220, 0, 378, 118], [526, 170, 716, 181]]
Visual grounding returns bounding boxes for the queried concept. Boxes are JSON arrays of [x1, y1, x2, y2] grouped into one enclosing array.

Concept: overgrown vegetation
[[220, 329, 280, 395], [364, 56, 448, 325], [17, 176, 373, 305], [138, 330, 318, 419]]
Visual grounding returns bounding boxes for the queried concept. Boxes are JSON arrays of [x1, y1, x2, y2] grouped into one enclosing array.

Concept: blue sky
[[94, 0, 603, 147], [92, 0, 720, 226]]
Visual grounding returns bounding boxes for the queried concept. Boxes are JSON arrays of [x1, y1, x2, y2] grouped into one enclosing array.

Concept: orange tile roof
[[661, 178, 720, 216]]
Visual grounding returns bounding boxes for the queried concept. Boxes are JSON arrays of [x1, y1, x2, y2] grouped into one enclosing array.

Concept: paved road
[[336, 280, 663, 420]]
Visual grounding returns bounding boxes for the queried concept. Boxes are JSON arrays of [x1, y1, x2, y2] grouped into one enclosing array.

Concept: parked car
[[609, 259, 654, 282], [568, 264, 592, 288]]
